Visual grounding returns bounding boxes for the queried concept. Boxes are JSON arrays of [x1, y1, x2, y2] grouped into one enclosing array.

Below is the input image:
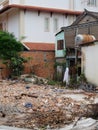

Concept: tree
[[0, 31, 27, 78]]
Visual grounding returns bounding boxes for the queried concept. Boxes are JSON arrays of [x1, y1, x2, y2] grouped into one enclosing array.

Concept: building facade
[[0, 0, 82, 44], [0, 0, 98, 44], [80, 41, 98, 86], [0, 0, 98, 79], [55, 9, 98, 80]]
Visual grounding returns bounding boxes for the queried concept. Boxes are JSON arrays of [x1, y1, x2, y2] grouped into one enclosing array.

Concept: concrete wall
[[81, 42, 98, 86], [9, 0, 98, 12], [0, 8, 75, 43], [23, 10, 73, 43], [0, 9, 19, 39], [74, 0, 98, 12], [10, 0, 70, 9], [7, 9, 19, 39]]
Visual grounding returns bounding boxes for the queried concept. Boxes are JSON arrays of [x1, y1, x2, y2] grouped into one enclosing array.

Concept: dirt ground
[[0, 77, 98, 130]]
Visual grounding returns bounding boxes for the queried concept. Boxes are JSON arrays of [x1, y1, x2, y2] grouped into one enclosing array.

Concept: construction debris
[[0, 75, 98, 129], [55, 118, 98, 130]]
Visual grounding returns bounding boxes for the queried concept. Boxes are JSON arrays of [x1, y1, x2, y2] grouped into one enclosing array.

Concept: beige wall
[[81, 42, 98, 86]]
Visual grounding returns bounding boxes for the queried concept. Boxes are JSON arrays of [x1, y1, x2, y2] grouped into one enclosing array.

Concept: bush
[[0, 31, 27, 78]]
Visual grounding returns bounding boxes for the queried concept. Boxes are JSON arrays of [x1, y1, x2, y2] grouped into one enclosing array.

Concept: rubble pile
[[0, 76, 98, 129]]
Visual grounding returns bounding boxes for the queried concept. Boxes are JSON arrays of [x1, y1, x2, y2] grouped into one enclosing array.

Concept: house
[[55, 9, 98, 80], [0, 0, 82, 79], [0, 0, 98, 79], [0, 0, 82, 43]]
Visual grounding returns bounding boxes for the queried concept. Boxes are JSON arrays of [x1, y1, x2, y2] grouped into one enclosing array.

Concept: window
[[57, 40, 64, 50], [54, 18, 58, 32], [81, 0, 88, 4], [81, 0, 96, 6], [87, 0, 96, 6], [44, 17, 50, 32]]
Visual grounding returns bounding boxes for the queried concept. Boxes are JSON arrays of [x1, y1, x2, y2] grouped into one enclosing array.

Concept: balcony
[[0, 0, 9, 9]]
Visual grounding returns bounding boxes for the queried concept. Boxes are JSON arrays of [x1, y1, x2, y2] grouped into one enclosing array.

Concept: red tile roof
[[0, 4, 82, 15], [23, 42, 55, 51]]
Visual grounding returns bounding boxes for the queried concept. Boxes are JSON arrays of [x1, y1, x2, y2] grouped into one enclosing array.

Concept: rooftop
[[23, 42, 55, 51]]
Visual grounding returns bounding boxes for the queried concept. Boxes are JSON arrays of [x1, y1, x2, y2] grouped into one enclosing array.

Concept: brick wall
[[0, 51, 55, 79], [22, 51, 55, 79], [0, 61, 9, 79]]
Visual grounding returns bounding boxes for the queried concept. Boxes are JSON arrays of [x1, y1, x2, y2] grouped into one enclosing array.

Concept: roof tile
[[23, 42, 55, 51]]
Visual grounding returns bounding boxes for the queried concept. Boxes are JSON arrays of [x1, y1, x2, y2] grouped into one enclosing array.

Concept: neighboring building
[[0, 0, 98, 79], [0, 0, 81, 79], [0, 0, 98, 44], [74, 0, 98, 12], [55, 30, 66, 80], [0, 0, 82, 43], [80, 40, 98, 86], [55, 9, 98, 80]]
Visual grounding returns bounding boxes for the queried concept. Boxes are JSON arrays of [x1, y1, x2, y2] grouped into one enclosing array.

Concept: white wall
[[23, 10, 71, 43], [74, 0, 98, 12], [9, 0, 69, 9], [9, 0, 98, 12], [9, 0, 20, 4], [82, 42, 98, 86], [7, 9, 19, 39], [24, 0, 69, 10], [0, 7, 75, 43]]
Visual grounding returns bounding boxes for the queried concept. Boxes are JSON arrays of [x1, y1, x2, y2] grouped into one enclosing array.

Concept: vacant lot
[[0, 77, 98, 130]]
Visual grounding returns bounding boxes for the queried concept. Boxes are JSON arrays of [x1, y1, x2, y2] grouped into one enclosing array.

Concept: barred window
[[57, 40, 64, 50], [81, 0, 96, 6], [87, 0, 96, 6]]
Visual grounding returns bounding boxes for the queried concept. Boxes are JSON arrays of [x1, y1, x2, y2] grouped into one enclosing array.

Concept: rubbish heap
[[0, 75, 98, 129]]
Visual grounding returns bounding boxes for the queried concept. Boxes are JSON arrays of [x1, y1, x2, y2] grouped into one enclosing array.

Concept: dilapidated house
[[55, 9, 98, 80]]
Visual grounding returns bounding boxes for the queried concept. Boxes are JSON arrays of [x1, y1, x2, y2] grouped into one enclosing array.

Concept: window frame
[[87, 0, 96, 6], [57, 40, 64, 50], [44, 17, 50, 32], [54, 18, 58, 32]]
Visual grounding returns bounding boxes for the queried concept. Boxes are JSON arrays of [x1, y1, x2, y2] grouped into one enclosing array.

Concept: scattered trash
[[24, 103, 33, 108], [25, 86, 30, 89], [0, 75, 98, 129]]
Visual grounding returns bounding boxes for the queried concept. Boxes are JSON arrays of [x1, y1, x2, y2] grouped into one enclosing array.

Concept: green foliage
[[47, 80, 56, 85], [69, 77, 77, 86], [54, 61, 66, 68], [9, 56, 27, 77], [0, 31, 23, 60], [78, 73, 87, 83], [0, 31, 26, 78]]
